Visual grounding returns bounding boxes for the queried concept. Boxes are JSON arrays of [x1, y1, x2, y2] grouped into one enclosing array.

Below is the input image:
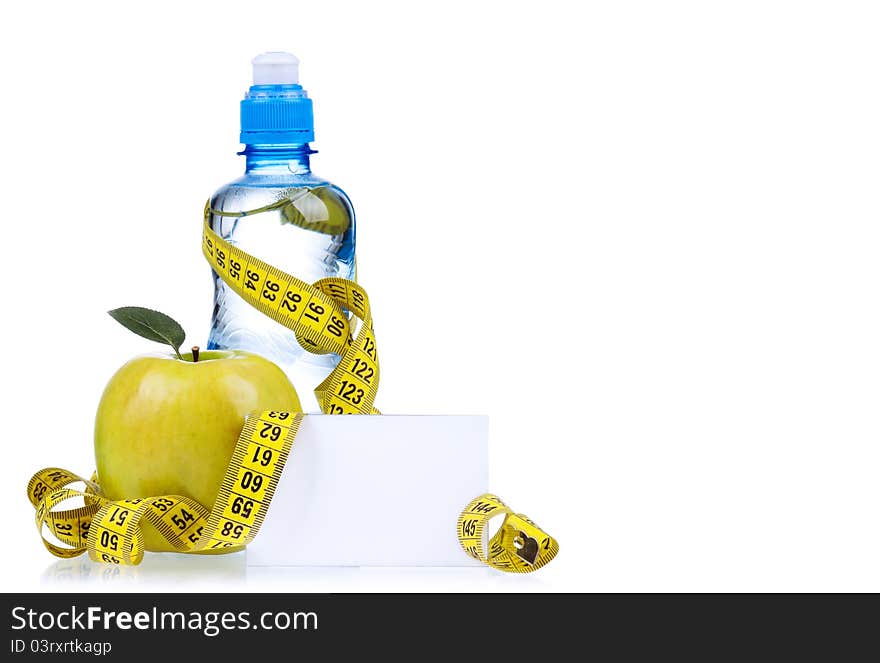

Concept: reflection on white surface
[[39, 554, 549, 593], [42, 552, 247, 588]]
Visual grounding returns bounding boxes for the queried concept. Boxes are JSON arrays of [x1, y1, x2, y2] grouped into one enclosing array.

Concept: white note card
[[246, 415, 489, 566]]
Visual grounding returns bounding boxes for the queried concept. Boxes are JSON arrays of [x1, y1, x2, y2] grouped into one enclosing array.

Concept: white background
[[1, 0, 879, 592]]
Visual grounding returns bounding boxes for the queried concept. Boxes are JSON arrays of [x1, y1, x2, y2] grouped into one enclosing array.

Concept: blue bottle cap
[[240, 52, 314, 145]]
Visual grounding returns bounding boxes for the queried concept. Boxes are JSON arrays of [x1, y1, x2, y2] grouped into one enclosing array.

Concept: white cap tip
[[252, 51, 300, 85]]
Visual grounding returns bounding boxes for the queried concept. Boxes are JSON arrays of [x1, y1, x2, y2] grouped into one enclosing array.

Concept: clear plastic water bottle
[[207, 52, 356, 411]]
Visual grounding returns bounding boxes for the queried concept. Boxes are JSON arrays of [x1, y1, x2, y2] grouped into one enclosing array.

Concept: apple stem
[[191, 346, 200, 363]]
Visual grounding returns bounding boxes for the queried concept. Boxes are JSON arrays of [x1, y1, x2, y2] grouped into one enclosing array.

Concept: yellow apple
[[94, 349, 301, 552]]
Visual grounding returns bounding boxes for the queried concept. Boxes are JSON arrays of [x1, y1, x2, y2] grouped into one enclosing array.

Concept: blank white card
[[246, 415, 489, 566]]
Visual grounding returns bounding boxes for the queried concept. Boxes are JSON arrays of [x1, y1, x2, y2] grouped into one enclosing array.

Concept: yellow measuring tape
[[459, 494, 559, 573], [28, 409, 300, 565], [210, 185, 353, 237], [25, 195, 558, 572]]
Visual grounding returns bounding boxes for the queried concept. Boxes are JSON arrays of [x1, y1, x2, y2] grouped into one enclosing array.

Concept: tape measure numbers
[[29, 411, 300, 564], [25, 194, 558, 572], [458, 494, 558, 573], [203, 202, 379, 415]]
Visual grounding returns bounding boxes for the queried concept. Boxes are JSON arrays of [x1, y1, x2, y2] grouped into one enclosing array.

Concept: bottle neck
[[242, 144, 313, 174]]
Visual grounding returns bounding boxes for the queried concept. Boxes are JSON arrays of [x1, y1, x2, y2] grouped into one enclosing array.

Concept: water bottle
[[207, 52, 356, 411]]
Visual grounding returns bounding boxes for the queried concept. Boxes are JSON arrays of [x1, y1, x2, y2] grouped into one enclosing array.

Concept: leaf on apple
[[108, 307, 186, 360]]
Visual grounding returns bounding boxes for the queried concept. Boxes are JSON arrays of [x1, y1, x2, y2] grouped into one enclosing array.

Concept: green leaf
[[108, 307, 186, 360]]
